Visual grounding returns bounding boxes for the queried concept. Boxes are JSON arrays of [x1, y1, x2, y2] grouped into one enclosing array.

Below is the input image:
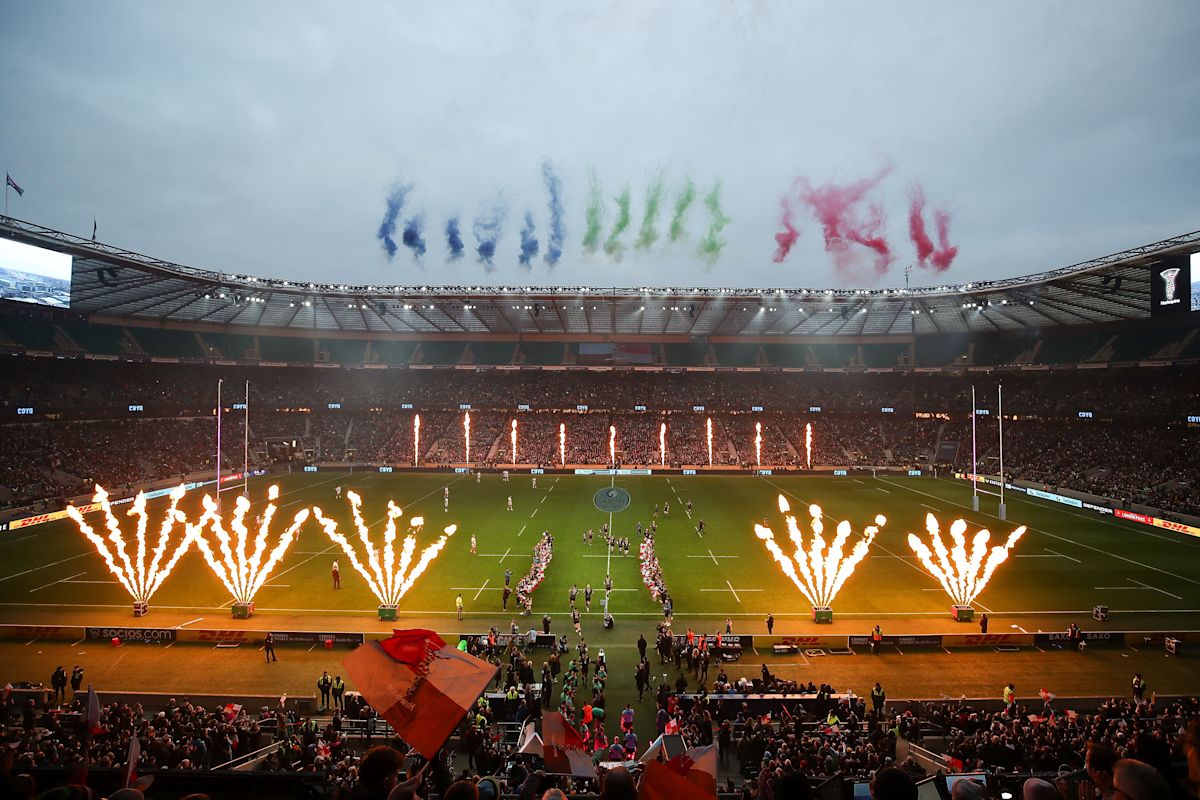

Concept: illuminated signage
[[518, 404, 531, 411], [881, 407, 895, 413], [128, 404, 144, 413], [908, 469, 923, 476], [378, 466, 393, 473], [974, 408, 990, 415], [692, 405, 706, 411], [633, 405, 647, 411], [16, 407, 34, 415], [809, 406, 822, 412], [751, 405, 764, 412], [1189, 415, 1200, 424], [833, 469, 848, 476], [459, 404, 472, 410], [530, 468, 544, 474], [576, 404, 589, 411], [682, 469, 697, 475], [232, 403, 247, 410], [401, 403, 414, 410], [327, 403, 342, 409], [303, 465, 318, 473], [1077, 411, 1093, 419]]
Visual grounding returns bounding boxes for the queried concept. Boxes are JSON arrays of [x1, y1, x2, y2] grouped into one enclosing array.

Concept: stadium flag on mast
[[342, 629, 496, 758], [542, 711, 598, 778], [5, 173, 23, 195]]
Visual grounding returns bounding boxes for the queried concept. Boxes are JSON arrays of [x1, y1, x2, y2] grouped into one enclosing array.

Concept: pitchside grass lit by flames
[[906, 513, 1027, 607], [754, 495, 884, 609], [312, 491, 457, 607]]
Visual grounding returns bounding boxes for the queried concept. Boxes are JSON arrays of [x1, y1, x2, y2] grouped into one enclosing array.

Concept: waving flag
[[343, 629, 496, 758], [542, 712, 597, 778], [124, 734, 141, 788], [639, 759, 714, 800], [665, 744, 718, 796], [5, 173, 23, 196], [81, 684, 102, 736]]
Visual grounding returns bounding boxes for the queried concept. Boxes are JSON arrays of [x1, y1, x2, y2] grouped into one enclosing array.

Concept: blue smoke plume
[[401, 214, 426, 258], [445, 216, 464, 260], [541, 159, 565, 265], [376, 184, 411, 259], [473, 200, 507, 270], [518, 211, 539, 268]]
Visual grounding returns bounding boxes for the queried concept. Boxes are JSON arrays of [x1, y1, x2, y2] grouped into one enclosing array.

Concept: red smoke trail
[[908, 183, 958, 272], [772, 194, 800, 263], [798, 166, 895, 279], [930, 209, 958, 271], [907, 185, 935, 265]]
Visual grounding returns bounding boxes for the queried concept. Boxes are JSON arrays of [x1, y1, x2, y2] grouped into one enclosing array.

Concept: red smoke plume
[[797, 166, 895, 278], [907, 183, 958, 272], [772, 195, 800, 263]]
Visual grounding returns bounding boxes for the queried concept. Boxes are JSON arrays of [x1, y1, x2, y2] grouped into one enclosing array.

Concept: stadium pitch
[[1, 471, 1198, 632]]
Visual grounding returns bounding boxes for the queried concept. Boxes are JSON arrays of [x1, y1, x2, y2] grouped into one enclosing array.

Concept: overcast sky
[[2, 1, 1198, 290]]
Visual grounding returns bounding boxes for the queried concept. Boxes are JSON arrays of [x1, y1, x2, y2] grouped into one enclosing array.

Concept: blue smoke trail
[[376, 184, 411, 259], [518, 211, 539, 268], [541, 159, 565, 266], [473, 199, 507, 270], [445, 216, 465, 260], [402, 214, 426, 258]]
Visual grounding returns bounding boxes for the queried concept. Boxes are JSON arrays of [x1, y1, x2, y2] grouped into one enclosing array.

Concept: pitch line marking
[[1043, 548, 1081, 563], [530, 508, 538, 517], [877, 478, 1200, 586], [877, 487, 891, 494], [517, 524, 527, 537], [499, 548, 512, 563], [0, 552, 91, 583], [473, 579, 490, 602], [29, 571, 86, 593], [1129, 578, 1183, 601], [174, 617, 204, 628]]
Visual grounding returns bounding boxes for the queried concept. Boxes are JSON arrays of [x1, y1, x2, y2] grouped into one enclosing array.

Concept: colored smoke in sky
[[907, 185, 936, 265], [930, 209, 958, 271], [518, 211, 539, 268], [473, 200, 507, 269], [604, 186, 632, 257], [698, 181, 731, 264], [401, 214, 426, 258], [772, 194, 799, 263], [669, 177, 696, 242], [541, 160, 565, 266], [582, 170, 604, 252], [797, 166, 896, 278], [445, 216, 465, 260], [376, 184, 411, 260], [635, 174, 665, 250], [908, 184, 958, 272]]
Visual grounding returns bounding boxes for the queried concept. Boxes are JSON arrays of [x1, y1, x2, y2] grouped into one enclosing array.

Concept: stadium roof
[[2, 216, 1197, 338]]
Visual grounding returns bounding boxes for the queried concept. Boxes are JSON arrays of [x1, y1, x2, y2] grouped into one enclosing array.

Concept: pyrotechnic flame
[[464, 410, 471, 463], [805, 422, 812, 469], [753, 494, 884, 608], [660, 422, 667, 466], [706, 417, 713, 466], [609, 424, 616, 465], [755, 421, 762, 467], [511, 418, 518, 463], [67, 484, 194, 605], [312, 491, 458, 606], [190, 485, 310, 605], [906, 513, 1027, 606], [559, 422, 566, 465], [414, 414, 420, 466]]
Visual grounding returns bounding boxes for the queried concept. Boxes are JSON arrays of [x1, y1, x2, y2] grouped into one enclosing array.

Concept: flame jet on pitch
[[906, 513, 1026, 620]]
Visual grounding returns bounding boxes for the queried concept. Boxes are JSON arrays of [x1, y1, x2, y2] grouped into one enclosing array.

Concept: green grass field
[[2, 472, 1198, 631], [3, 471, 1198, 747]]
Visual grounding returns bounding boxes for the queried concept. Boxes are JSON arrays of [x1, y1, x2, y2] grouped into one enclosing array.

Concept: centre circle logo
[[593, 487, 631, 513]]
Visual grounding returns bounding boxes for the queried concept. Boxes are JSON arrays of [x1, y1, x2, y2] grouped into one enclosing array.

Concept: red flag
[[639, 759, 714, 800], [666, 745, 718, 796], [343, 629, 495, 758], [81, 685, 102, 736], [124, 735, 141, 788], [542, 712, 597, 778]]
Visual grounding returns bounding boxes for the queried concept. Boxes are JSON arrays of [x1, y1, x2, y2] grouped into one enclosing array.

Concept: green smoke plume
[[582, 170, 604, 252], [669, 177, 696, 242], [603, 185, 632, 257], [635, 174, 666, 250], [698, 181, 731, 264]]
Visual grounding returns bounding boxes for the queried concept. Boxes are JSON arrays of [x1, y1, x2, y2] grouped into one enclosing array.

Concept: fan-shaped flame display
[[660, 422, 667, 466], [312, 491, 458, 606], [464, 410, 471, 463], [906, 514, 1027, 606], [805, 423, 812, 469], [754, 494, 885, 608], [190, 485, 310, 605], [511, 418, 518, 463], [755, 421, 762, 467], [413, 414, 421, 466], [706, 417, 713, 466], [66, 484, 194, 605], [559, 422, 566, 465], [609, 424, 616, 465]]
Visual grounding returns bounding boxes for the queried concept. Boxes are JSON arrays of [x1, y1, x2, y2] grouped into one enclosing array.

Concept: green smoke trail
[[669, 177, 696, 242], [582, 170, 604, 252], [635, 174, 665, 250], [698, 181, 731, 265], [603, 185, 632, 257]]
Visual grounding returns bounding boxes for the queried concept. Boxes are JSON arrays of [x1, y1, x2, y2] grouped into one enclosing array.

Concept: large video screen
[[1150, 252, 1200, 316], [0, 239, 73, 308]]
